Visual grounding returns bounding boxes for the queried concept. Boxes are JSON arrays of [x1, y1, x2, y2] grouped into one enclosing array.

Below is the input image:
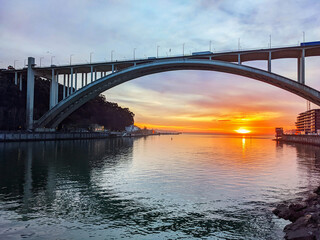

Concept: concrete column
[[70, 68, 74, 94], [55, 73, 59, 104], [63, 74, 66, 99], [14, 72, 18, 85], [75, 70, 77, 91], [85, 73, 88, 85], [67, 74, 70, 97], [268, 52, 272, 72], [90, 66, 93, 83], [298, 58, 301, 83], [112, 64, 114, 73], [94, 68, 97, 81], [238, 54, 241, 65], [134, 62, 136, 67], [81, 73, 84, 88], [209, 56, 212, 60], [50, 69, 55, 109], [19, 74, 22, 91], [301, 49, 305, 84], [26, 57, 35, 130]]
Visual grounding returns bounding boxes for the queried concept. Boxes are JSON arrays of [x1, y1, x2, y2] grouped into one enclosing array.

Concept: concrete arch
[[34, 59, 320, 129]]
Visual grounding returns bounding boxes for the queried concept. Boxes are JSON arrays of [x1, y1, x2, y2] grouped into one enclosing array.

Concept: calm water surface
[[1, 134, 320, 239]]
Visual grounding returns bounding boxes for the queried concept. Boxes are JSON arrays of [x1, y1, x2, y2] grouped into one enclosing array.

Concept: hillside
[[0, 72, 134, 131]]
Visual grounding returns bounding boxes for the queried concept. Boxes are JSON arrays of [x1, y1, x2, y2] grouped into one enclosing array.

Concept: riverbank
[[275, 134, 320, 146], [0, 131, 181, 142], [273, 186, 320, 239]]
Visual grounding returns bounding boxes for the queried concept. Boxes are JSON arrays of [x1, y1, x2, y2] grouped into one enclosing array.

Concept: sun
[[234, 128, 251, 134]]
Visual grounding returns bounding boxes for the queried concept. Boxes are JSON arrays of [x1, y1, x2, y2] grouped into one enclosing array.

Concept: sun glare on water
[[235, 128, 251, 134]]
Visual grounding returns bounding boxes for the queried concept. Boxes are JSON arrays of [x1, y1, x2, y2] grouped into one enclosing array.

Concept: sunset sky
[[1, 0, 320, 134]]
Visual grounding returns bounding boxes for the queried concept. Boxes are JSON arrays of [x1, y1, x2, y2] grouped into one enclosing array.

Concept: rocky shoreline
[[273, 186, 320, 239]]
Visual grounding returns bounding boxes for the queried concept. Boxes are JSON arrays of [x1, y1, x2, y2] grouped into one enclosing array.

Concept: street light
[[51, 56, 55, 66], [157, 45, 160, 58], [133, 48, 136, 60], [14, 60, 19, 69], [40, 57, 44, 67], [70, 54, 74, 65], [111, 50, 114, 62], [183, 43, 185, 56], [269, 35, 272, 48], [90, 52, 93, 64]]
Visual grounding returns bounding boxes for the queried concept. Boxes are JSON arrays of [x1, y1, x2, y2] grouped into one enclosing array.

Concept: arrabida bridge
[[5, 42, 320, 130]]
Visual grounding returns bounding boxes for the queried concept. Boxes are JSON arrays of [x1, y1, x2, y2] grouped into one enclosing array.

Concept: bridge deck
[[4, 45, 320, 76]]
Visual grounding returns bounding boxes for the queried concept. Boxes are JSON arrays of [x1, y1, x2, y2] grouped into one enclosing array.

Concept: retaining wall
[[279, 134, 320, 146], [0, 132, 110, 142]]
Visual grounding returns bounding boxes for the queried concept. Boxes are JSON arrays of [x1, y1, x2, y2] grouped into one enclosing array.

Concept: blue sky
[[1, 0, 320, 133]]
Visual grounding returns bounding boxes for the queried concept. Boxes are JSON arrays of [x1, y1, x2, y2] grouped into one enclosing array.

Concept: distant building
[[295, 109, 320, 134], [125, 125, 140, 133]]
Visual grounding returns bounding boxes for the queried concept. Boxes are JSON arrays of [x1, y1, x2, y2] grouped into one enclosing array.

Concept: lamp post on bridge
[[70, 54, 74, 65], [51, 56, 55, 66], [90, 52, 93, 64], [182, 43, 185, 56], [40, 57, 44, 67], [14, 60, 18, 69]]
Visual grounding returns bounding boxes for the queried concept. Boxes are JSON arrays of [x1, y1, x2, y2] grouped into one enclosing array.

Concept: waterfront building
[[295, 109, 320, 134]]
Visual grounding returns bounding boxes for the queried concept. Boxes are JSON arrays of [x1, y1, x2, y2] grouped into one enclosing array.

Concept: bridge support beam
[[298, 49, 305, 84], [55, 73, 59, 105], [94, 68, 97, 81], [90, 66, 93, 83], [19, 74, 22, 91], [26, 57, 35, 130], [70, 68, 74, 94], [67, 74, 70, 97], [85, 73, 88, 85], [14, 72, 18, 85], [75, 70, 77, 91], [63, 74, 66, 99], [238, 54, 241, 65], [50, 69, 56, 109], [81, 73, 84, 88], [112, 64, 114, 73], [268, 52, 272, 72]]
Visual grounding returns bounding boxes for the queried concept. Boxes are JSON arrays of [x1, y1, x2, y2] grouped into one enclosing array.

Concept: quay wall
[[279, 134, 320, 146], [0, 132, 110, 142]]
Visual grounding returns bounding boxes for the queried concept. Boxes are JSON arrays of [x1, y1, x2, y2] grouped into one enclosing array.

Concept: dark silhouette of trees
[[0, 72, 134, 131]]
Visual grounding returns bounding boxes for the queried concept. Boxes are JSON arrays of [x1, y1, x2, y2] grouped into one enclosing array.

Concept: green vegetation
[[0, 72, 134, 131]]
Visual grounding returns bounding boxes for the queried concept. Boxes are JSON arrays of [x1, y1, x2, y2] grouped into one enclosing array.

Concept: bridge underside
[[34, 59, 320, 129]]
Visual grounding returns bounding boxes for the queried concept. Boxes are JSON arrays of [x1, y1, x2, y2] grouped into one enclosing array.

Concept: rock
[[274, 185, 320, 240]]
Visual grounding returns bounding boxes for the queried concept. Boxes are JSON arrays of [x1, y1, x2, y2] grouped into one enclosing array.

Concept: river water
[[1, 134, 320, 239]]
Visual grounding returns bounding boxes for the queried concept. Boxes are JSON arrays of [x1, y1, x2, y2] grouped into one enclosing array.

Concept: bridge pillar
[[85, 73, 88, 85], [268, 52, 272, 72], [298, 49, 305, 84], [81, 73, 84, 87], [94, 68, 97, 81], [70, 68, 74, 94], [90, 66, 93, 83], [63, 74, 66, 99], [50, 69, 56, 109], [55, 73, 59, 105], [19, 74, 22, 91], [238, 54, 241, 65], [112, 64, 114, 73], [14, 72, 18, 85], [75, 69, 78, 91], [67, 74, 70, 97], [26, 57, 35, 130]]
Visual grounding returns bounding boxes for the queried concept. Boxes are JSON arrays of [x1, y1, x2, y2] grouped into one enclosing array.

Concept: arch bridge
[[5, 43, 320, 130]]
